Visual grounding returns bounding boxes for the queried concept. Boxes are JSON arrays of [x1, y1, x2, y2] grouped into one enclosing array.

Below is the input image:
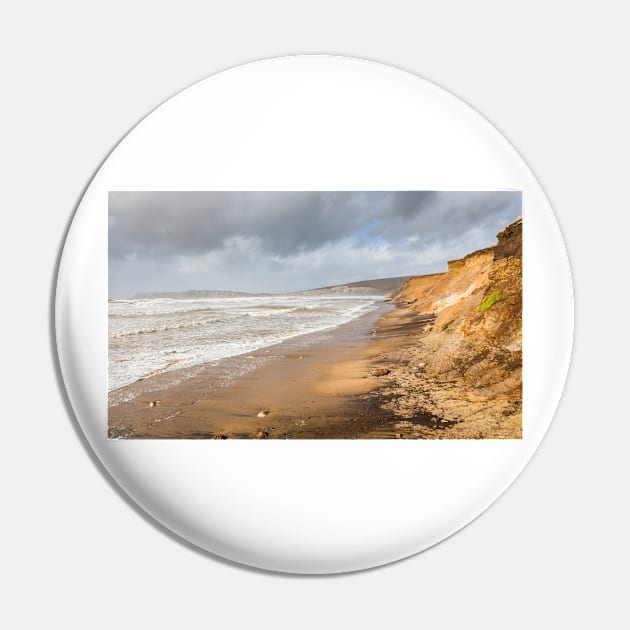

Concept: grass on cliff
[[477, 291, 501, 313]]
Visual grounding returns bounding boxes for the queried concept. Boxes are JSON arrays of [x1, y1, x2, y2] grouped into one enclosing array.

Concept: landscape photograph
[[108, 191, 522, 439]]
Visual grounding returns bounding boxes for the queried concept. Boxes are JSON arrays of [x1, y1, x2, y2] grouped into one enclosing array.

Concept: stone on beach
[[257, 409, 270, 417], [371, 368, 390, 377]]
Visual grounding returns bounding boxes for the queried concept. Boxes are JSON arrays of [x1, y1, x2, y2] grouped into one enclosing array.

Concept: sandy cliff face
[[378, 218, 522, 438]]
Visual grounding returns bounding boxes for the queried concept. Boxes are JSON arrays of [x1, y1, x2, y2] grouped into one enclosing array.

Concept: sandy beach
[[108, 215, 522, 440], [108, 303, 436, 439]]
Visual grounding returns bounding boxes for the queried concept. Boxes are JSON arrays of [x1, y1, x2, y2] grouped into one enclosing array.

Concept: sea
[[108, 294, 385, 391]]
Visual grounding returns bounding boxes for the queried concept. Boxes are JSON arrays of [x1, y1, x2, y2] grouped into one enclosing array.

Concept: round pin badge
[[56, 56, 573, 574]]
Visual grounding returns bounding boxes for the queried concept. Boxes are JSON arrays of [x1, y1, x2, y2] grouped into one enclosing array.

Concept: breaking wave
[[108, 294, 385, 391]]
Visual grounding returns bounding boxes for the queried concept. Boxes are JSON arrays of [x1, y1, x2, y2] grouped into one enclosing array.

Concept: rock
[[212, 434, 228, 440], [417, 362, 426, 370], [299, 355, 304, 360], [257, 410, 270, 417], [372, 368, 390, 377], [395, 433, 403, 439], [255, 430, 269, 439], [148, 400, 161, 407]]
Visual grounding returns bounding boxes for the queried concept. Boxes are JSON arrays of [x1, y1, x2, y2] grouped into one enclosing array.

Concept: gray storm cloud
[[108, 191, 521, 297]]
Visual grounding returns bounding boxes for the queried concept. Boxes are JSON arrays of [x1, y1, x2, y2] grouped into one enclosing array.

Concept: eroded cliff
[[376, 217, 522, 438]]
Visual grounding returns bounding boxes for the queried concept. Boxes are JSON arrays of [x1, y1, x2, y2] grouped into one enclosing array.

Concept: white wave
[[108, 294, 385, 391], [111, 318, 222, 338]]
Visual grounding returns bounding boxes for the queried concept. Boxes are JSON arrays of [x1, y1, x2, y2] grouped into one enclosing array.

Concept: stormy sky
[[109, 191, 521, 297]]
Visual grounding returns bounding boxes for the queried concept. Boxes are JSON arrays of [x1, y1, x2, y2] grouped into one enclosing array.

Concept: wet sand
[[108, 304, 434, 439]]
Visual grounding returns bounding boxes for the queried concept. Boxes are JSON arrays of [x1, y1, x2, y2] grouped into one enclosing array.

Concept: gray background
[[1, 1, 627, 628]]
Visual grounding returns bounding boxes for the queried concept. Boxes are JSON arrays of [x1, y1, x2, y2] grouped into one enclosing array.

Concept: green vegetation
[[477, 291, 501, 313]]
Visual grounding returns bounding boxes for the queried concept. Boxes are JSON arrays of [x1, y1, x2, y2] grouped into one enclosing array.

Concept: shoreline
[[108, 303, 434, 439], [108, 299, 389, 403], [109, 242, 522, 441], [107, 220, 522, 440]]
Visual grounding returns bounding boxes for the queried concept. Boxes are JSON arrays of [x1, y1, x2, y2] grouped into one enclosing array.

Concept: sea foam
[[108, 294, 384, 391]]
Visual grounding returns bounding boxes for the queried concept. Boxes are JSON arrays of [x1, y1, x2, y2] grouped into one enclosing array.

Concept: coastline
[[109, 216, 523, 440], [108, 303, 433, 439]]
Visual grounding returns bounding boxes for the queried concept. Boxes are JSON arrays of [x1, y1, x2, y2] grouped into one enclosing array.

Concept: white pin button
[[56, 56, 573, 574]]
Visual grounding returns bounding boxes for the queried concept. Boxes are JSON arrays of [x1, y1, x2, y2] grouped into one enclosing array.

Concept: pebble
[[372, 368, 390, 377], [257, 410, 270, 417]]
